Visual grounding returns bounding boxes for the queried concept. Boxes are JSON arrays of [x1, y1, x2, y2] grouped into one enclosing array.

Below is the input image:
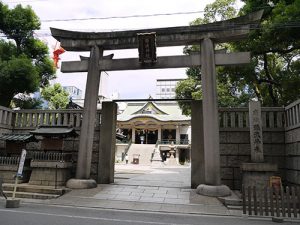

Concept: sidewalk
[[2, 164, 242, 216]]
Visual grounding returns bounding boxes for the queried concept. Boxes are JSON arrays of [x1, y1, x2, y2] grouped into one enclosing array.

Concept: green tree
[[176, 0, 250, 115], [0, 3, 56, 107], [41, 83, 69, 109], [176, 68, 251, 115], [176, 0, 300, 116], [235, 0, 300, 106]]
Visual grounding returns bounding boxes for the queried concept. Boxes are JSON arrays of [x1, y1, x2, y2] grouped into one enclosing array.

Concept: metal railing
[[156, 139, 190, 145]]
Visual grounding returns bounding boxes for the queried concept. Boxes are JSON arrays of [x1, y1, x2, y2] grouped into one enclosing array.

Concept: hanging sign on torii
[[50, 10, 263, 192], [137, 32, 157, 64]]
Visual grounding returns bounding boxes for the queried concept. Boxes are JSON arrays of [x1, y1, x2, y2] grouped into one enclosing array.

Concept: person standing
[[125, 154, 129, 164]]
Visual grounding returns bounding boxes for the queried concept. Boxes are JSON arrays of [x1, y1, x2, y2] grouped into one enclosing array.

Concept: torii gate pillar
[[66, 45, 102, 189], [196, 38, 231, 196]]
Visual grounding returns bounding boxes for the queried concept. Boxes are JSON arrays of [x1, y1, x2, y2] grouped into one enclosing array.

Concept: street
[[0, 202, 297, 225]]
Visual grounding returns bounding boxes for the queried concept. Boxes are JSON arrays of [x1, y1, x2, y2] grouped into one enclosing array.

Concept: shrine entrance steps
[[126, 144, 155, 165]]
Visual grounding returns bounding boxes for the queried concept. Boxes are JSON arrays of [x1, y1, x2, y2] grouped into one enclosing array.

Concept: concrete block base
[[241, 163, 277, 172], [6, 199, 20, 208], [66, 178, 97, 189], [241, 163, 278, 190], [272, 217, 284, 223], [29, 166, 72, 186], [0, 166, 30, 184], [196, 184, 231, 197]]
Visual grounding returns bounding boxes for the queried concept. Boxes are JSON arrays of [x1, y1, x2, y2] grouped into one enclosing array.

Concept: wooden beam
[[51, 10, 263, 51], [61, 52, 250, 73], [57, 28, 250, 51]]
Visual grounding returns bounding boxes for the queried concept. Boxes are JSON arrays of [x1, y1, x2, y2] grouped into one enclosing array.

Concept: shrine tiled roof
[[30, 126, 78, 138], [0, 133, 37, 142], [117, 101, 190, 122]]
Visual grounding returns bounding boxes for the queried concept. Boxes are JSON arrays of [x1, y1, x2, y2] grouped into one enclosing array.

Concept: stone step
[[127, 144, 155, 165], [227, 205, 243, 210], [218, 190, 243, 209], [2, 184, 69, 196], [4, 191, 60, 199], [223, 197, 242, 206]]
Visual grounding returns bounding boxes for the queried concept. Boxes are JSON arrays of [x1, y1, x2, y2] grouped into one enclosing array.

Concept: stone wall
[[0, 138, 6, 155], [284, 99, 300, 185], [1, 109, 102, 183], [1, 104, 298, 189], [29, 161, 72, 186], [0, 106, 14, 155], [218, 107, 286, 190], [220, 129, 285, 190], [62, 128, 100, 181], [285, 128, 300, 185], [0, 127, 100, 184]]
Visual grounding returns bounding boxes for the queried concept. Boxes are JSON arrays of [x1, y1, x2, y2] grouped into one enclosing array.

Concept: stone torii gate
[[51, 10, 263, 196]]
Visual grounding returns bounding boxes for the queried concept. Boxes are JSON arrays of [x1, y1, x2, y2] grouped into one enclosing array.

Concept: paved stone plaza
[[27, 164, 237, 216]]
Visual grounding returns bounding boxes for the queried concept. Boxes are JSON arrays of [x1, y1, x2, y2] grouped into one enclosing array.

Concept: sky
[[4, 0, 241, 99]]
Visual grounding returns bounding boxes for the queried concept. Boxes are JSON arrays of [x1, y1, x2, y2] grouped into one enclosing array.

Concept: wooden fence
[[1, 105, 287, 131], [242, 186, 300, 218], [0, 108, 102, 130], [0, 156, 20, 165], [0, 106, 13, 129], [30, 151, 72, 162], [218, 107, 284, 130], [285, 99, 300, 130], [13, 109, 85, 129]]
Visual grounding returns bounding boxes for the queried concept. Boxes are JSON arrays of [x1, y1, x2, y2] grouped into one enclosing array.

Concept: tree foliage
[[176, 0, 300, 115], [235, 0, 300, 106], [41, 83, 69, 109], [0, 3, 56, 107], [176, 0, 248, 115], [11, 93, 43, 109]]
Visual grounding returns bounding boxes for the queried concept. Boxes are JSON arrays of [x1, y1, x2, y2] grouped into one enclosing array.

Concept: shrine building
[[116, 100, 191, 145]]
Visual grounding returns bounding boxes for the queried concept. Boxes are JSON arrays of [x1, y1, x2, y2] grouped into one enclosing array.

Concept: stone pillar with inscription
[[241, 101, 277, 190]]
